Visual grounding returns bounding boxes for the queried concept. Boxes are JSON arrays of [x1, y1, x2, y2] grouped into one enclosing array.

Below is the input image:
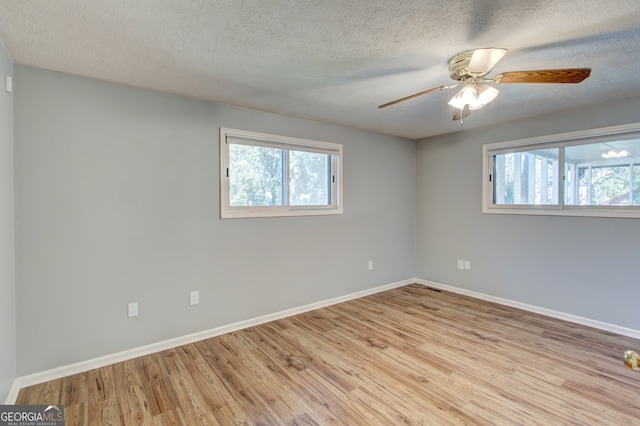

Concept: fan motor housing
[[448, 50, 480, 81]]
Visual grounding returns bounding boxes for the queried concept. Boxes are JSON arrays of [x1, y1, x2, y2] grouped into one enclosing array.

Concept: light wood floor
[[17, 284, 640, 425]]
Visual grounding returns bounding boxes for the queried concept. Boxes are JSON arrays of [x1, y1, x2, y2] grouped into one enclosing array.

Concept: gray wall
[[416, 97, 640, 330], [13, 65, 416, 375], [0, 43, 15, 402]]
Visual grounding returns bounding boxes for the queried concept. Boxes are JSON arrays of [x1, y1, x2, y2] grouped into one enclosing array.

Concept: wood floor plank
[[163, 367, 223, 425], [151, 408, 187, 426], [16, 284, 640, 424], [59, 371, 88, 407], [63, 402, 88, 426], [112, 359, 155, 426], [87, 366, 125, 425], [213, 333, 310, 424], [16, 377, 62, 405], [172, 342, 251, 425]]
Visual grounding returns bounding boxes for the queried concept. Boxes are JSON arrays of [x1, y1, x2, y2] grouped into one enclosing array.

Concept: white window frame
[[220, 127, 343, 219], [482, 122, 640, 218]]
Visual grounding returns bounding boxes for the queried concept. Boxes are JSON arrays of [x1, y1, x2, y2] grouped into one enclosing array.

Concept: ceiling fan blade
[[452, 105, 471, 121], [378, 85, 457, 109], [468, 48, 508, 73], [493, 68, 591, 84]]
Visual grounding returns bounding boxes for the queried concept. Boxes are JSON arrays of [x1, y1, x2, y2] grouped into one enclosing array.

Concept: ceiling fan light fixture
[[448, 83, 476, 109], [448, 83, 498, 110], [469, 84, 499, 110], [459, 84, 476, 103], [601, 149, 630, 159], [447, 92, 466, 110]]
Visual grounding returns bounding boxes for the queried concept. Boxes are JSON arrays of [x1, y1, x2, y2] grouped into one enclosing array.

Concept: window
[[220, 128, 342, 218], [483, 123, 640, 218], [492, 148, 560, 206]]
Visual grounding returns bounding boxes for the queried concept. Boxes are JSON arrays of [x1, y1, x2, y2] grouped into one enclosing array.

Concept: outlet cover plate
[[128, 302, 138, 317]]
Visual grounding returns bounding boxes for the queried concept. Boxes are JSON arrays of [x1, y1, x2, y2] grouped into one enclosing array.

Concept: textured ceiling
[[0, 1, 639, 139]]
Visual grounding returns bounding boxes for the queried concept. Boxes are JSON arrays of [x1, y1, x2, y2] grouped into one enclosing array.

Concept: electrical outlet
[[368, 260, 374, 270], [190, 291, 200, 306], [464, 261, 471, 270], [5, 75, 12, 94], [128, 302, 138, 317], [457, 260, 464, 270]]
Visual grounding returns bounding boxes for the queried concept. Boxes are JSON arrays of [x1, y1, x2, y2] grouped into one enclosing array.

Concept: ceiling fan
[[378, 48, 591, 123]]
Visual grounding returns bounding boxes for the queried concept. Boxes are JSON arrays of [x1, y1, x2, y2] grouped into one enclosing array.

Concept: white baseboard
[[6, 278, 413, 404], [4, 381, 21, 405], [415, 278, 640, 340], [8, 277, 639, 404]]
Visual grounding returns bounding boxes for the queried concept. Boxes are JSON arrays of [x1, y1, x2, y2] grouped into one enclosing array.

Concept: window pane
[[229, 144, 284, 206], [289, 150, 331, 206], [565, 141, 639, 206], [578, 165, 630, 205], [492, 148, 559, 205]]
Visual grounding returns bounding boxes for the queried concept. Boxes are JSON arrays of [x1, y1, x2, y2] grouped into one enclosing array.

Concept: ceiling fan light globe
[[459, 85, 476, 103], [448, 93, 467, 110], [448, 83, 476, 110], [470, 84, 499, 109]]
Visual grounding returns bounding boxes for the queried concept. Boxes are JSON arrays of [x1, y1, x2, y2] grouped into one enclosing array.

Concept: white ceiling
[[1, 1, 639, 139]]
